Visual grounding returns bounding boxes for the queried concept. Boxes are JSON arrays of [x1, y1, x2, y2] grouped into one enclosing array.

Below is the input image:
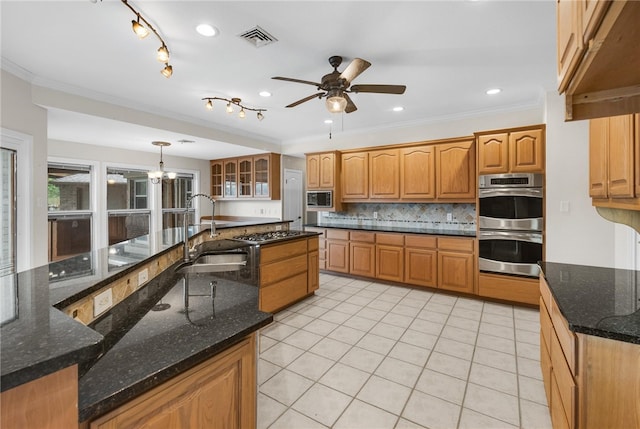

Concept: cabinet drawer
[[550, 371, 572, 429], [540, 276, 552, 314], [551, 330, 576, 429], [260, 272, 308, 313], [260, 254, 307, 285], [350, 231, 375, 243], [540, 337, 552, 407], [438, 237, 474, 253], [376, 232, 404, 246], [326, 229, 349, 240], [260, 239, 307, 263], [404, 234, 437, 249], [308, 236, 319, 251], [551, 300, 577, 375], [540, 297, 552, 353], [305, 227, 326, 238]]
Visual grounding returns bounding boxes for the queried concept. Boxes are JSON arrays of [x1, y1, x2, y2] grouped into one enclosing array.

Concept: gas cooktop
[[232, 230, 306, 244]]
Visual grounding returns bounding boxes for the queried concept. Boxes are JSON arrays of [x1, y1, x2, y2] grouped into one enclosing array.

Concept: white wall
[[0, 70, 49, 268], [544, 91, 615, 267]]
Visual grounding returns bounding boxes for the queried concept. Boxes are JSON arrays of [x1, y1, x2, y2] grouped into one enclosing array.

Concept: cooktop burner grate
[[233, 230, 303, 243]]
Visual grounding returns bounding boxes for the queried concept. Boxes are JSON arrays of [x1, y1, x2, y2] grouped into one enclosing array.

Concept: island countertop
[[539, 261, 640, 344]]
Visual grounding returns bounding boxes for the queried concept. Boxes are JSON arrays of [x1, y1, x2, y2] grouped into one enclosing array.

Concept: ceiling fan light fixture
[[157, 44, 170, 63], [132, 15, 149, 38], [161, 63, 173, 78], [326, 90, 347, 113]]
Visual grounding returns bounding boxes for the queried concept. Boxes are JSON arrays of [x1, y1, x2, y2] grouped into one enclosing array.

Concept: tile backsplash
[[317, 203, 476, 231]]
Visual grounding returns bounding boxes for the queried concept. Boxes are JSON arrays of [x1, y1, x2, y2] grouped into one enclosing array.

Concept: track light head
[[257, 111, 264, 121], [157, 44, 170, 63], [238, 108, 246, 119], [226, 102, 234, 114], [205, 99, 213, 110], [132, 15, 149, 38], [161, 63, 172, 78]]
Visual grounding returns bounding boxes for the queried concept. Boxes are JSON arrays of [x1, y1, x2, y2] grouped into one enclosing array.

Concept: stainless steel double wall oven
[[478, 173, 544, 277]]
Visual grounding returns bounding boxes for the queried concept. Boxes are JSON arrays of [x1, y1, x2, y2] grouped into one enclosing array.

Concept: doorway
[[283, 169, 303, 230]]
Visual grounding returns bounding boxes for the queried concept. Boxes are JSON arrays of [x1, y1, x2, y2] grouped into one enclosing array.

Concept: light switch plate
[[138, 268, 149, 286], [93, 288, 113, 317]]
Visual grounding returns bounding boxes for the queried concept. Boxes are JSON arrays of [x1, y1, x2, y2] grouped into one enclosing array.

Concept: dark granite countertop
[[1, 220, 284, 395], [540, 262, 640, 344], [305, 223, 476, 237]]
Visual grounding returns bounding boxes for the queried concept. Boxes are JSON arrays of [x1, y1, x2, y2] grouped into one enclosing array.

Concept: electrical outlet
[[373, 211, 378, 219], [138, 268, 149, 286], [93, 288, 113, 318], [447, 213, 453, 222], [275, 224, 282, 231]]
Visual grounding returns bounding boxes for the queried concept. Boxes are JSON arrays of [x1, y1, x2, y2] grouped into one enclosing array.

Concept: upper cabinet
[[210, 153, 280, 200], [342, 152, 369, 200], [306, 152, 339, 190], [400, 145, 436, 200], [369, 149, 400, 200], [435, 139, 476, 201], [589, 114, 640, 209], [557, 0, 640, 121], [476, 126, 545, 174]]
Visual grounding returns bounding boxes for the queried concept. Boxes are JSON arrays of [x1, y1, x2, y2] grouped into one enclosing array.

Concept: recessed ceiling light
[[196, 24, 218, 37], [259, 91, 272, 97], [392, 106, 404, 112], [324, 119, 333, 124], [486, 88, 502, 95]]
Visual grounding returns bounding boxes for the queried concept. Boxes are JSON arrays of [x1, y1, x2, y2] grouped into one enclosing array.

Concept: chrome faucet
[[184, 193, 216, 262]]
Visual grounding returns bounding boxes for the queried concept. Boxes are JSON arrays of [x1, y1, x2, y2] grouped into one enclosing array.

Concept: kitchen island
[[0, 219, 307, 428], [539, 262, 640, 429]]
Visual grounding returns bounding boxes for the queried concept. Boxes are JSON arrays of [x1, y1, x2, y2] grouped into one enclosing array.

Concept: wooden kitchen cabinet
[[558, 0, 640, 120], [210, 153, 280, 200], [437, 237, 474, 294], [326, 229, 350, 274], [259, 238, 309, 312], [589, 114, 640, 209], [306, 151, 339, 189], [400, 145, 436, 199], [477, 126, 545, 174], [435, 139, 476, 201], [305, 227, 326, 270], [210, 161, 223, 198], [349, 231, 376, 278], [86, 335, 256, 429], [375, 233, 404, 282], [369, 149, 400, 199], [404, 235, 437, 288], [341, 152, 369, 200]]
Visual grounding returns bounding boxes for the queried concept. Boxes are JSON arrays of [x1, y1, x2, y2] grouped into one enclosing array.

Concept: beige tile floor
[[257, 273, 552, 429]]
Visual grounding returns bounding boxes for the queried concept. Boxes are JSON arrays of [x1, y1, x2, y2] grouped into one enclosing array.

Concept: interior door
[[283, 169, 303, 230]]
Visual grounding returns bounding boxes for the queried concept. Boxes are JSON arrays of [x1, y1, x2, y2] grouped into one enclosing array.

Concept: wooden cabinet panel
[[557, 0, 584, 93], [369, 149, 400, 199], [550, 372, 572, 429], [210, 161, 223, 197], [342, 152, 369, 200], [400, 145, 436, 199], [237, 157, 253, 198], [404, 247, 437, 288], [307, 152, 337, 189], [376, 233, 404, 246], [540, 297, 553, 355], [260, 273, 308, 313], [581, 0, 610, 43], [327, 229, 349, 240], [509, 129, 545, 173], [327, 240, 349, 273], [477, 133, 509, 174], [260, 254, 307, 285], [376, 245, 404, 282], [350, 231, 375, 243], [438, 251, 474, 293], [438, 237, 474, 253], [223, 160, 238, 198], [261, 240, 307, 264], [404, 235, 437, 249], [306, 154, 320, 189], [212, 153, 280, 200], [551, 331, 576, 429], [551, 300, 577, 374], [608, 114, 635, 198], [435, 140, 476, 200], [540, 331, 552, 406], [88, 335, 256, 429], [308, 250, 319, 293], [349, 242, 375, 278], [477, 272, 539, 305], [589, 117, 609, 198], [636, 114, 640, 196], [1, 365, 78, 429]]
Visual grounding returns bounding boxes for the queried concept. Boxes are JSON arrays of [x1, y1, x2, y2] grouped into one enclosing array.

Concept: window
[[48, 163, 93, 262], [0, 148, 16, 275], [162, 174, 194, 230], [107, 167, 150, 245]]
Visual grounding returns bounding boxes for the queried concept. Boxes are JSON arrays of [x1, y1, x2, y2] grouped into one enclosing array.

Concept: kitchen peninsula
[[0, 219, 318, 428]]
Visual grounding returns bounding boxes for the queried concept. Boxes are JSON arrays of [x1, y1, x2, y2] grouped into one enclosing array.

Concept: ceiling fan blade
[[286, 92, 324, 108], [344, 93, 357, 113], [350, 84, 407, 94], [339, 58, 371, 83], [272, 76, 322, 87]]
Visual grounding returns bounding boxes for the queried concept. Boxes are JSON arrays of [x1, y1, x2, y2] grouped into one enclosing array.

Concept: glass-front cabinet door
[[238, 157, 253, 197], [254, 155, 269, 198], [210, 161, 223, 197], [224, 160, 237, 198]]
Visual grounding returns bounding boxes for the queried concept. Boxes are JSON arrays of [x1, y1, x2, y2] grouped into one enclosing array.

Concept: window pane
[[107, 168, 148, 210], [48, 216, 92, 261], [162, 211, 194, 230], [162, 175, 194, 209], [1, 148, 16, 275], [108, 212, 150, 245], [48, 163, 91, 211]]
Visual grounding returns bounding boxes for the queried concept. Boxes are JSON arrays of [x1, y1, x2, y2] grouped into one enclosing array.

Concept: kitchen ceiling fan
[[272, 55, 406, 114]]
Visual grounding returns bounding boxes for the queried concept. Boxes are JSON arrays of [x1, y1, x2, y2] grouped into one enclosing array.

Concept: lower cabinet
[[308, 239, 319, 293], [326, 229, 350, 273], [259, 237, 317, 313], [437, 237, 475, 294], [478, 272, 539, 305], [404, 235, 438, 288], [376, 233, 404, 282], [349, 231, 376, 278], [84, 334, 257, 429]]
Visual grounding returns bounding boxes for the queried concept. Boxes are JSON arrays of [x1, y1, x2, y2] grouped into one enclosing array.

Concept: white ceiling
[[0, 0, 558, 160]]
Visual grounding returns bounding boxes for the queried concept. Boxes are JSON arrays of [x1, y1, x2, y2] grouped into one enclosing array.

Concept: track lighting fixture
[[148, 141, 177, 184], [119, 0, 173, 78], [202, 97, 267, 121]]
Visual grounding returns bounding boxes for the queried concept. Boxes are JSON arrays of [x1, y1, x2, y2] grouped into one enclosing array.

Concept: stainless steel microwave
[[307, 191, 332, 208]]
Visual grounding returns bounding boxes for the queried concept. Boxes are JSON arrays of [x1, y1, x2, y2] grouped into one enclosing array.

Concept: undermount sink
[[175, 252, 247, 274]]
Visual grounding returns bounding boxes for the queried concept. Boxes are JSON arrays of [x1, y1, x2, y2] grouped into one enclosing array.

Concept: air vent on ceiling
[[238, 26, 277, 48]]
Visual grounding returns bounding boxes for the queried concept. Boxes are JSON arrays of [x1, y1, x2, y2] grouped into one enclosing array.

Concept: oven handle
[[479, 230, 543, 244], [478, 188, 543, 199]]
